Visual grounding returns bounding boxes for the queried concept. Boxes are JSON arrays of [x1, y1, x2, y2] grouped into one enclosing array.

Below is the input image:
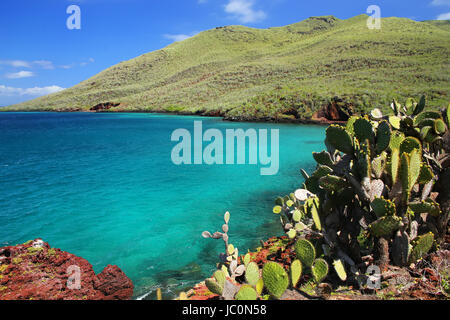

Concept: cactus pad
[[371, 197, 396, 217], [313, 151, 334, 167], [332, 259, 347, 281], [325, 125, 354, 155], [295, 239, 316, 267], [408, 200, 441, 216], [370, 215, 402, 238], [400, 137, 422, 155], [311, 258, 329, 283], [434, 118, 447, 135], [235, 285, 258, 300], [262, 262, 289, 299], [205, 278, 223, 295], [409, 232, 434, 264], [290, 259, 302, 288], [354, 117, 375, 144], [375, 120, 391, 154]]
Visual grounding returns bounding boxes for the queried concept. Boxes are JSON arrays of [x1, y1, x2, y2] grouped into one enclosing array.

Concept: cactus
[[417, 164, 434, 185], [408, 232, 434, 264], [371, 108, 383, 119], [325, 125, 354, 155], [372, 153, 387, 179], [400, 137, 422, 155], [295, 239, 316, 267], [447, 104, 450, 128], [408, 200, 441, 216], [389, 116, 401, 129], [235, 285, 258, 300], [290, 259, 302, 288], [313, 151, 333, 167], [332, 259, 347, 281], [311, 258, 329, 284], [319, 175, 348, 192], [371, 197, 396, 217], [354, 117, 375, 144], [375, 120, 392, 155], [243, 253, 251, 267], [245, 262, 260, 286], [370, 215, 403, 238], [256, 278, 264, 295], [206, 278, 223, 295], [392, 231, 411, 267], [434, 118, 447, 135], [262, 262, 289, 299], [214, 270, 226, 288]]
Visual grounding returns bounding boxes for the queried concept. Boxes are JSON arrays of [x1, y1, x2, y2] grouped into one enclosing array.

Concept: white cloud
[[437, 11, 450, 19], [224, 0, 266, 23], [5, 71, 35, 79], [0, 85, 64, 96], [431, 0, 450, 6], [80, 57, 95, 67], [164, 32, 198, 42], [0, 60, 31, 68], [32, 60, 54, 70]]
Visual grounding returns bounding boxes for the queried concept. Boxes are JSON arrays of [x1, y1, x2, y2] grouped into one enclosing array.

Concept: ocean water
[[0, 112, 325, 299]]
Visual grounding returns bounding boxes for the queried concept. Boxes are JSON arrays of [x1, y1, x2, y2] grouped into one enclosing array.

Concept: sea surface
[[0, 112, 325, 299]]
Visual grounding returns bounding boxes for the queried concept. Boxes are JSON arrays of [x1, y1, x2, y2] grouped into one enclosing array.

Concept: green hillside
[[3, 15, 450, 119]]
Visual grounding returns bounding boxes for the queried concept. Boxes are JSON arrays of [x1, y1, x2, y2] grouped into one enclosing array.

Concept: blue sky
[[0, 0, 449, 106]]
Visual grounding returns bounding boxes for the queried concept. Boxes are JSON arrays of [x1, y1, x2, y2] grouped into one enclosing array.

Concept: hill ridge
[[3, 14, 449, 119]]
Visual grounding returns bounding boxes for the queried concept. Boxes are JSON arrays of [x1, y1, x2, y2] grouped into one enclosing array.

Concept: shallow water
[[0, 112, 325, 298]]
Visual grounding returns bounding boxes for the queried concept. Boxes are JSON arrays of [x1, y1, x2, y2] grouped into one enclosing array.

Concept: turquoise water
[[0, 112, 325, 299]]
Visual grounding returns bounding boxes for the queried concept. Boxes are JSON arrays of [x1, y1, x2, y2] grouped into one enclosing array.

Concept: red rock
[[0, 239, 133, 300]]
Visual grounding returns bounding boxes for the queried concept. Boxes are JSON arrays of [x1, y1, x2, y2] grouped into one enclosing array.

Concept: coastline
[[0, 109, 341, 126]]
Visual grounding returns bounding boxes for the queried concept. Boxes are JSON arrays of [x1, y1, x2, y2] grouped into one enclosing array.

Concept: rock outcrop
[[90, 102, 121, 112], [0, 239, 133, 300], [313, 96, 354, 122]]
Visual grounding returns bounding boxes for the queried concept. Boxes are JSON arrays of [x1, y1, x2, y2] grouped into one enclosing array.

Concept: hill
[[3, 15, 449, 120]]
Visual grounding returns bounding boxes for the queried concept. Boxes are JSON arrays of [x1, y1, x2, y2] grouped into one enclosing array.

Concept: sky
[[0, 0, 449, 106]]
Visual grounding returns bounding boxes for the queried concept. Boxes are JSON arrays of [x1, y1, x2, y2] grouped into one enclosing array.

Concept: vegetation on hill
[[3, 15, 449, 121]]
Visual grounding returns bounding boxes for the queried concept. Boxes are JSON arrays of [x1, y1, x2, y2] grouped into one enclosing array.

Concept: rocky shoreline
[[0, 239, 133, 300]]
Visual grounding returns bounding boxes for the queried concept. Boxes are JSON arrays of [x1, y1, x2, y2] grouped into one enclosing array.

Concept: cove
[[0, 112, 325, 299]]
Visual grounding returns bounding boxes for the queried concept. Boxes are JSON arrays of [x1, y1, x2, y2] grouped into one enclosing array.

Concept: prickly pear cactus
[[370, 215, 403, 238], [294, 239, 316, 267], [235, 285, 258, 300], [325, 125, 354, 155], [290, 259, 302, 288], [408, 232, 435, 264], [262, 262, 289, 299], [332, 259, 347, 281], [245, 262, 260, 286], [205, 278, 223, 295], [311, 258, 329, 284]]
